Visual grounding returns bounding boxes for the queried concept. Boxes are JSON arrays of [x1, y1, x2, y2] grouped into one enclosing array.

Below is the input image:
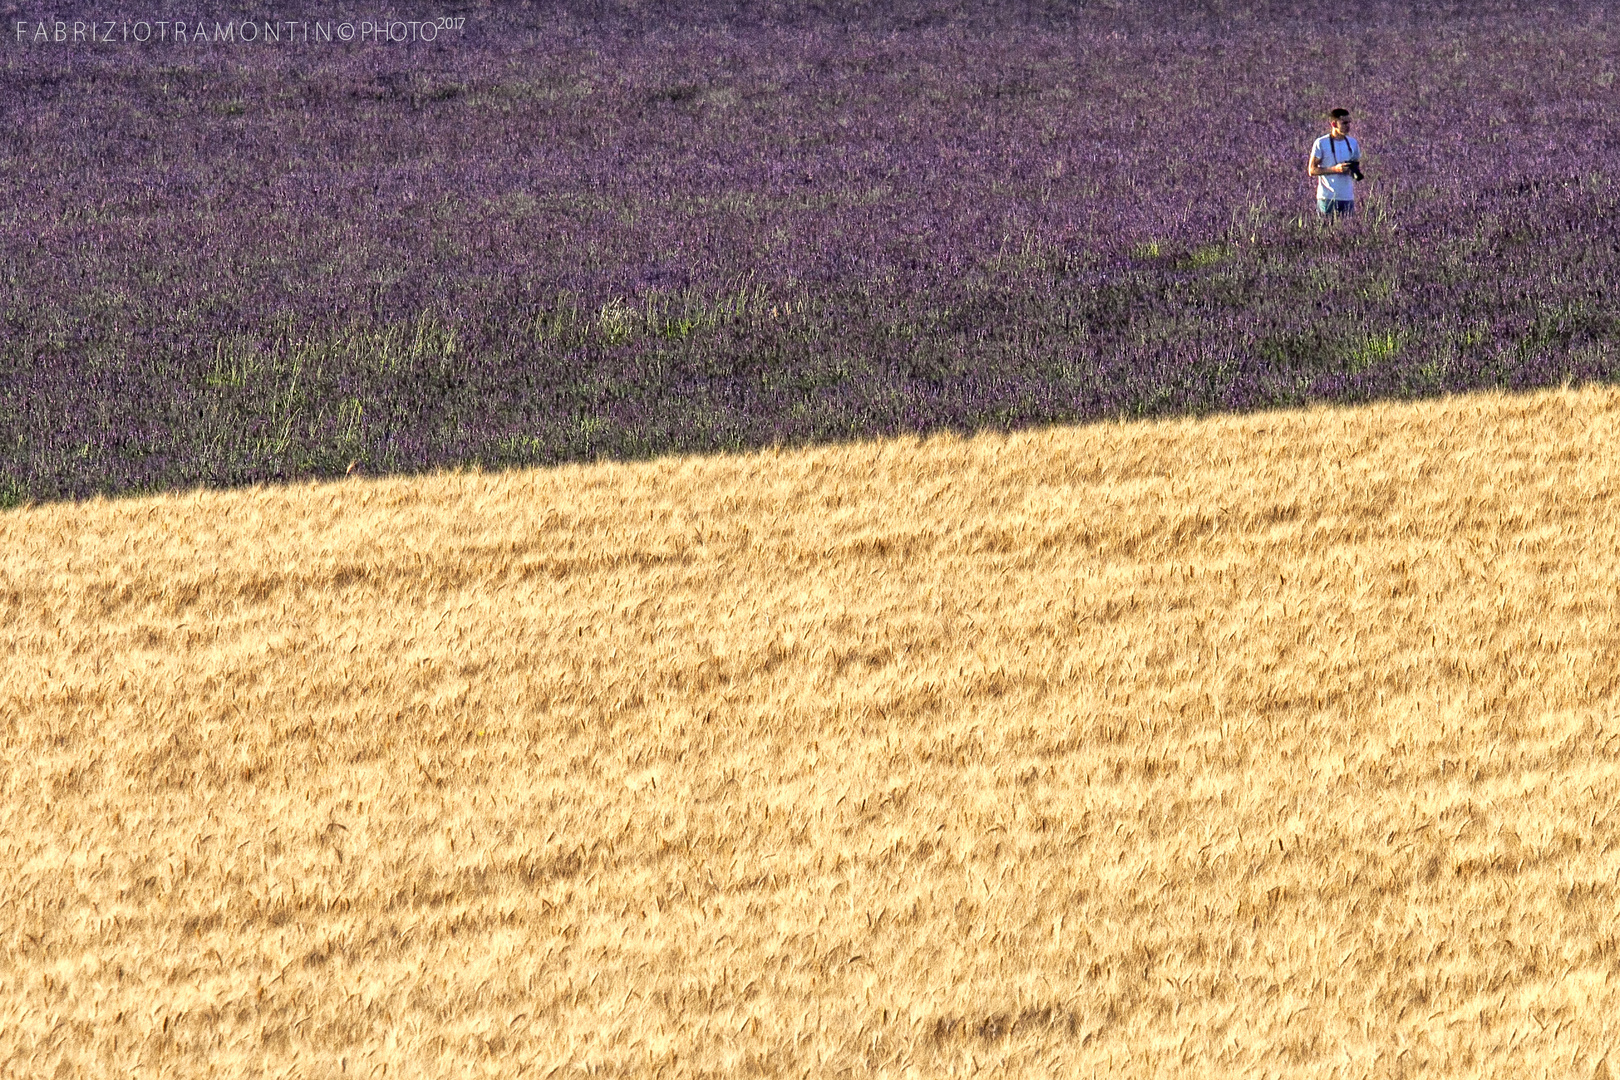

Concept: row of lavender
[[3, 1, 1619, 504]]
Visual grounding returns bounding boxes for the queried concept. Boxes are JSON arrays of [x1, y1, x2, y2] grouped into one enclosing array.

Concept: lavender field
[[4, 0, 1619, 505]]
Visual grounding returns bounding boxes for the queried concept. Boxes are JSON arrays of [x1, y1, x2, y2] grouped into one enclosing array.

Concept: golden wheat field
[[5, 384, 1620, 1078]]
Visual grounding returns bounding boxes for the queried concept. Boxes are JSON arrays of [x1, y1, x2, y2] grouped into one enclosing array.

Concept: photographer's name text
[[16, 17, 466, 45]]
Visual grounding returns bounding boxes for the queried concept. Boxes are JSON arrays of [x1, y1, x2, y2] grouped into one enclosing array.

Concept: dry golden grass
[[5, 384, 1620, 1078]]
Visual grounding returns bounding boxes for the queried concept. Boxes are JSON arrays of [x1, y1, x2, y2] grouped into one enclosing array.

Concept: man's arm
[[1307, 152, 1349, 178]]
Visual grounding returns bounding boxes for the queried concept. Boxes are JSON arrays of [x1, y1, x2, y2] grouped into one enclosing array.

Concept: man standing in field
[[1308, 107, 1361, 218]]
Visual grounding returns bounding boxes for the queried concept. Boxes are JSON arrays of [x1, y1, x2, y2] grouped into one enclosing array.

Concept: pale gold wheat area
[[5, 385, 1620, 1078]]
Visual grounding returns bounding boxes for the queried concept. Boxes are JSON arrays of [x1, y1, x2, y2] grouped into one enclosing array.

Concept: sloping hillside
[[4, 385, 1620, 1078]]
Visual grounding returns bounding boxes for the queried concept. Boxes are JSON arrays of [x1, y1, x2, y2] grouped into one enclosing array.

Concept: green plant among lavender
[[3, 0, 1620, 504]]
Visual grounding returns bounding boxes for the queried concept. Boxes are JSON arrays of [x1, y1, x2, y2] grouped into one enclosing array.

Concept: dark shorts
[[1317, 198, 1354, 217]]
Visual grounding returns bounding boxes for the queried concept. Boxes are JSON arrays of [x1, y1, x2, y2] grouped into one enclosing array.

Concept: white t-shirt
[[1312, 134, 1359, 201]]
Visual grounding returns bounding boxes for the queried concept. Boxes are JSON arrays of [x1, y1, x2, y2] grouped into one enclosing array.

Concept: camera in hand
[[1347, 159, 1364, 181]]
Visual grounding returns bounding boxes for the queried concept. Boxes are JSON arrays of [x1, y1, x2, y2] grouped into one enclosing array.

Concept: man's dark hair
[[1329, 108, 1351, 120]]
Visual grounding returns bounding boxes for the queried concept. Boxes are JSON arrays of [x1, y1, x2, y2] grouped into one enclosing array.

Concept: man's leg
[[1337, 200, 1355, 216]]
